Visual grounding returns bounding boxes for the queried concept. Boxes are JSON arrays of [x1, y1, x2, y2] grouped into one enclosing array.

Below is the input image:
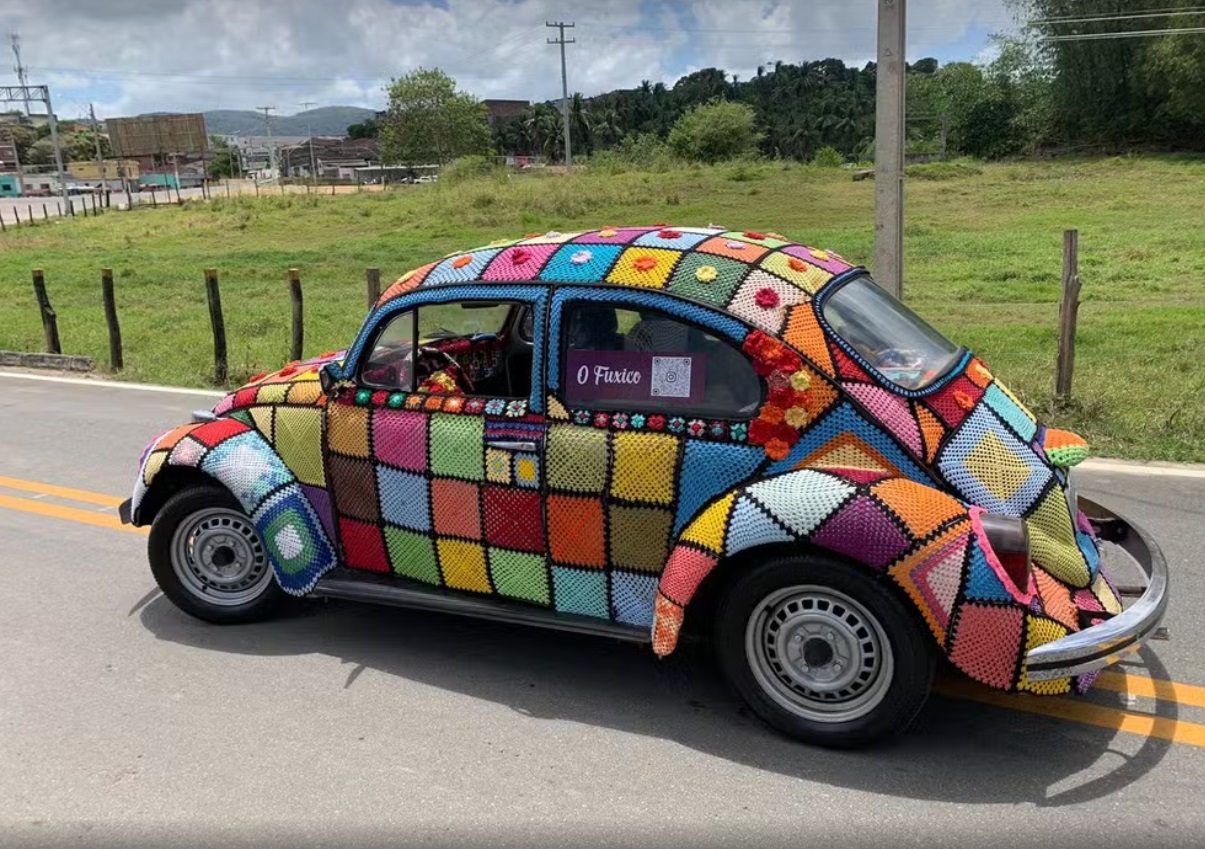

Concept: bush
[[667, 101, 762, 164], [586, 133, 675, 174], [439, 155, 507, 184], [811, 146, 844, 168]]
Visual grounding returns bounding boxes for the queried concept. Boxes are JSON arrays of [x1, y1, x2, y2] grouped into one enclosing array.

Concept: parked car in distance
[[120, 224, 1168, 748]]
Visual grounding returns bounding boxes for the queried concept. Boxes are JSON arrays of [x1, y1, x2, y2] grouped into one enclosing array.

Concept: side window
[[562, 304, 761, 417], [360, 301, 529, 397], [360, 309, 415, 391]]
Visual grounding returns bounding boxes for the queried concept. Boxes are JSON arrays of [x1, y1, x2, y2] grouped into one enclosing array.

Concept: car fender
[[130, 418, 338, 595], [651, 468, 1049, 692]]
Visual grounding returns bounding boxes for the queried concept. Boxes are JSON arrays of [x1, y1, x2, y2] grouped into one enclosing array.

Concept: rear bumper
[[1024, 496, 1169, 681]]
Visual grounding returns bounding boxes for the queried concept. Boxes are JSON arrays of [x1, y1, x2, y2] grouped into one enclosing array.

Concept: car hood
[[211, 350, 345, 417]]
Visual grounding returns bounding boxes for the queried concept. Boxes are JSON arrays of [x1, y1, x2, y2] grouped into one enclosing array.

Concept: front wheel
[[148, 485, 284, 624], [715, 554, 934, 748]]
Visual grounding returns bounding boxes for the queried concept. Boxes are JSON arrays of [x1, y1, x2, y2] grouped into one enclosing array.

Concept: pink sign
[[564, 349, 707, 405]]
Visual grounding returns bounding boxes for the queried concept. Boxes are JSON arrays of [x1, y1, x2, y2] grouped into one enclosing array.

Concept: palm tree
[[569, 93, 593, 157]]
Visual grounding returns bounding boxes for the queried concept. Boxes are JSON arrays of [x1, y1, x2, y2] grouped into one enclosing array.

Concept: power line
[[10, 33, 31, 115], [1032, 7, 1205, 25], [546, 21, 575, 167], [1041, 25, 1205, 41]]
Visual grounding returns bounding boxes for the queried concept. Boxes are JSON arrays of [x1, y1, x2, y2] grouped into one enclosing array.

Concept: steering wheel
[[419, 346, 475, 393]]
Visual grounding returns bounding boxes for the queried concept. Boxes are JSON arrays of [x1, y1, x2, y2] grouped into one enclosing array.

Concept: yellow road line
[[1095, 670, 1205, 710], [936, 678, 1205, 748], [0, 492, 147, 536], [2, 474, 1204, 747], [0, 474, 126, 507]]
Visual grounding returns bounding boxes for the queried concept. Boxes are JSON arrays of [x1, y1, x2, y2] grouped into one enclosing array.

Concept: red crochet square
[[483, 486, 545, 553], [190, 417, 251, 447], [431, 478, 482, 540], [339, 517, 390, 572]]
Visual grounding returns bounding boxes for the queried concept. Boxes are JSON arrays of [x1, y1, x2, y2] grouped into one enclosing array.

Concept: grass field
[[2, 155, 1203, 461]]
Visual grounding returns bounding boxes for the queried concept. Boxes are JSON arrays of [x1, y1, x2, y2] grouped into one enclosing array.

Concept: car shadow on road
[[139, 594, 1175, 806]]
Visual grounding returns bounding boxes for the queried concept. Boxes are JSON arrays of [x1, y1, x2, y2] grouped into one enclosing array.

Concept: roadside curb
[[0, 351, 94, 372]]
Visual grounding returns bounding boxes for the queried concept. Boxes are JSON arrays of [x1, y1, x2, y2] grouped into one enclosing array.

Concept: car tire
[[714, 553, 934, 749], [148, 484, 284, 625]]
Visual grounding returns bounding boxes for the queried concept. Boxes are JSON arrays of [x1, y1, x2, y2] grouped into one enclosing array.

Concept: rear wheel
[[148, 485, 284, 624], [715, 554, 934, 748]]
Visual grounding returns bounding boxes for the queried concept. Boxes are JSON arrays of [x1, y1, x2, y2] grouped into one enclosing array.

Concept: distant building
[[69, 159, 141, 181], [0, 173, 21, 197], [0, 139, 17, 170], [278, 137, 380, 180], [482, 99, 528, 126]]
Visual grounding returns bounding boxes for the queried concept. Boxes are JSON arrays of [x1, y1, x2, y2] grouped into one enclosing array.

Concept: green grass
[[2, 155, 1204, 461]]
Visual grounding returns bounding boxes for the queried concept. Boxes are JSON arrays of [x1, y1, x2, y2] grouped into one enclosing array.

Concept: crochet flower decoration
[[570, 250, 592, 265], [667, 417, 686, 434], [633, 256, 658, 272], [444, 396, 465, 413], [696, 265, 718, 283], [464, 398, 486, 414], [686, 419, 706, 438], [599, 228, 617, 238], [484, 398, 507, 416], [505, 400, 527, 417], [729, 422, 748, 442], [647, 414, 667, 431], [387, 392, 405, 409], [954, 390, 976, 411], [593, 412, 610, 428], [629, 413, 646, 429], [787, 258, 807, 272], [724, 240, 746, 250], [811, 249, 831, 261], [452, 255, 472, 269], [658, 229, 681, 239], [744, 231, 766, 240], [512, 248, 532, 265], [573, 409, 592, 425], [755, 287, 781, 309], [789, 369, 811, 391], [612, 412, 630, 430]]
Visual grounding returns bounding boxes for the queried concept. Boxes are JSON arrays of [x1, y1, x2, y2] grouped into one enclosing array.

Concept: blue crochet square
[[539, 244, 624, 283], [610, 569, 659, 627], [633, 229, 713, 250], [674, 441, 765, 534], [963, 544, 1013, 602], [552, 566, 608, 618], [984, 383, 1037, 442], [376, 467, 430, 532], [424, 249, 502, 285]]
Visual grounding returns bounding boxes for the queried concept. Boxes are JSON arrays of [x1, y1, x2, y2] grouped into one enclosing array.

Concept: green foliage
[[63, 131, 112, 162], [586, 134, 675, 174], [346, 118, 380, 139], [811, 146, 844, 168], [207, 136, 240, 179], [440, 155, 507, 184], [667, 101, 761, 164], [379, 68, 492, 166]]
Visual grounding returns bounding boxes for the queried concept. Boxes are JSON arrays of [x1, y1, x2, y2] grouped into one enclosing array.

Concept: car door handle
[[486, 440, 539, 453]]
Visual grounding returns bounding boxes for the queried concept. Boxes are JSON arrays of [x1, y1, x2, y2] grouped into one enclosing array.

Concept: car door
[[323, 286, 552, 606], [543, 288, 768, 628]]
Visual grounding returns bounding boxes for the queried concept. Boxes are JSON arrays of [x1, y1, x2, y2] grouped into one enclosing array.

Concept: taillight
[[975, 510, 1032, 594]]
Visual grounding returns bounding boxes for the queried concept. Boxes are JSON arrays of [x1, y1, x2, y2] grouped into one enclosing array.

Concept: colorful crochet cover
[[130, 224, 1117, 695]]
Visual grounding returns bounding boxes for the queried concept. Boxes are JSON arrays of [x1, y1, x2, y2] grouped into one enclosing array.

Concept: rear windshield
[[822, 275, 961, 390]]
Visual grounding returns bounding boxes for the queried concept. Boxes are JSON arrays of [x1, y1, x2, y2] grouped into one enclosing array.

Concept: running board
[[310, 570, 650, 644]]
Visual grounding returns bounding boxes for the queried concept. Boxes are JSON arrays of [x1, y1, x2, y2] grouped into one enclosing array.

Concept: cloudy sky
[[1, 0, 1014, 121]]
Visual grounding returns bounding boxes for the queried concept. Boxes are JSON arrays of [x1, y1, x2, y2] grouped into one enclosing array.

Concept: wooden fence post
[[288, 268, 304, 362], [204, 269, 228, 385], [101, 268, 123, 371], [366, 267, 381, 310], [12, 206, 19, 226], [1055, 229, 1080, 404], [0, 211, 5, 232], [32, 270, 62, 354], [27, 203, 34, 222], [42, 203, 48, 220]]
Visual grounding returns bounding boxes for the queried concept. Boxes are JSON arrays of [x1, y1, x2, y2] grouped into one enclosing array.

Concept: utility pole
[[546, 21, 575, 167], [89, 103, 106, 187], [299, 101, 318, 185], [257, 105, 276, 178], [10, 34, 31, 116], [44, 88, 70, 209], [874, 0, 906, 300]]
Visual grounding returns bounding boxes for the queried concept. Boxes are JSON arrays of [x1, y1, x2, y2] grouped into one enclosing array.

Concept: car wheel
[[715, 553, 934, 748], [148, 485, 284, 624]]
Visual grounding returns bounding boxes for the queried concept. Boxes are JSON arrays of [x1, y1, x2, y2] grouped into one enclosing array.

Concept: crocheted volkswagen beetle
[[120, 224, 1167, 748]]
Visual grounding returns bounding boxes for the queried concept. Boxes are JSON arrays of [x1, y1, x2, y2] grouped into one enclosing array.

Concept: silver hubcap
[[170, 507, 271, 606], [745, 585, 894, 723]]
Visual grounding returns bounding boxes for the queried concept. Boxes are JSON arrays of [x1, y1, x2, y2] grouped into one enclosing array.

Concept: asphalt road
[[1, 371, 1203, 849]]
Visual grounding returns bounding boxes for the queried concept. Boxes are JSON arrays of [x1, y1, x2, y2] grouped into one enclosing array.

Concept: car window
[[562, 304, 761, 417], [822, 275, 961, 390], [361, 310, 415, 391]]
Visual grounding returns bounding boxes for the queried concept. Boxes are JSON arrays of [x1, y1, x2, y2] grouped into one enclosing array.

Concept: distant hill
[[162, 106, 377, 137]]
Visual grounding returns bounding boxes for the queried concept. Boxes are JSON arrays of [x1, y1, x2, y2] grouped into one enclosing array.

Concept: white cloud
[[0, 0, 1013, 119]]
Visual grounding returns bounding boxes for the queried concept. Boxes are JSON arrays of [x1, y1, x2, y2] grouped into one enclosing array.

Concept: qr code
[[651, 356, 692, 398]]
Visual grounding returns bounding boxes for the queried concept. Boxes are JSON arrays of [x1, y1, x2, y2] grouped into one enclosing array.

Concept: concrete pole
[[546, 21, 575, 167], [874, 0, 906, 300], [44, 88, 70, 210]]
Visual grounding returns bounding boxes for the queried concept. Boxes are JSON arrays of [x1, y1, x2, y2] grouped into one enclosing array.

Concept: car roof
[[373, 225, 862, 334]]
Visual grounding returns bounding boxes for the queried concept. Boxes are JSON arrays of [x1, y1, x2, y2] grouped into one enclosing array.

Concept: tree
[[379, 68, 491, 165], [208, 135, 240, 178], [63, 131, 112, 162], [667, 100, 761, 163], [346, 118, 379, 139]]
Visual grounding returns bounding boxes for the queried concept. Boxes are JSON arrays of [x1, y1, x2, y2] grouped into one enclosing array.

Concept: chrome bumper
[[1024, 496, 1169, 681]]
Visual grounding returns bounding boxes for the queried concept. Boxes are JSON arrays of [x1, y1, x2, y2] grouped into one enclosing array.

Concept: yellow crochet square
[[437, 539, 491, 593], [273, 406, 324, 486], [610, 432, 678, 504], [249, 407, 274, 441], [486, 448, 513, 484], [605, 247, 679, 289], [256, 383, 289, 404], [679, 492, 735, 554], [761, 251, 831, 293], [327, 404, 371, 458], [287, 381, 323, 406]]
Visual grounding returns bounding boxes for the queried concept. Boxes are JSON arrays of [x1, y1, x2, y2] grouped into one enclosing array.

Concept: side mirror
[[319, 362, 337, 395]]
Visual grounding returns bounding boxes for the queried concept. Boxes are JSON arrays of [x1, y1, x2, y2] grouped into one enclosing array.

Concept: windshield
[[822, 275, 961, 390]]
